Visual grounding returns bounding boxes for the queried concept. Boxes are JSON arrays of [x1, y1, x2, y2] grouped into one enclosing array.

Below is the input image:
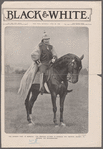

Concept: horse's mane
[[52, 53, 80, 69]]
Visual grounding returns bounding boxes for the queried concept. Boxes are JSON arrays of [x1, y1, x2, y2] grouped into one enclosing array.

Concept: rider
[[31, 32, 57, 94]]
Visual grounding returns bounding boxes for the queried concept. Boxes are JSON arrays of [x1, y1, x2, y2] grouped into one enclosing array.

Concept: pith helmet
[[42, 31, 50, 40]]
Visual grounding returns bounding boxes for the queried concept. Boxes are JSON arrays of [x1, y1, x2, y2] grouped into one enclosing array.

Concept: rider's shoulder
[[39, 42, 53, 49], [39, 42, 42, 47], [39, 41, 44, 47], [49, 44, 53, 49]]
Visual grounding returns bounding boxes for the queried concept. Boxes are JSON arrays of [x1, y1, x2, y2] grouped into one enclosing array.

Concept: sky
[[5, 26, 88, 69]]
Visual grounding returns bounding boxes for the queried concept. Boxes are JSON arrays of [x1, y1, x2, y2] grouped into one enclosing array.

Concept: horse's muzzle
[[67, 78, 77, 83], [67, 74, 78, 83], [67, 77, 72, 83]]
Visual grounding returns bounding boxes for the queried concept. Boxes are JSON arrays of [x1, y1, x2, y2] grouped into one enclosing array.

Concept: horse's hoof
[[60, 122, 66, 127], [55, 124, 59, 127], [31, 120, 35, 125], [54, 122, 59, 127], [28, 122, 33, 126], [28, 120, 35, 126]]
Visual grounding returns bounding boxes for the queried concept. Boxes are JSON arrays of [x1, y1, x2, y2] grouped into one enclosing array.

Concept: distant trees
[[5, 64, 88, 75], [15, 69, 26, 74], [5, 65, 26, 74], [5, 65, 14, 74], [80, 68, 88, 75]]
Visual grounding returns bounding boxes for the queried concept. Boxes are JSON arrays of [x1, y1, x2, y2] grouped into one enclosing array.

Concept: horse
[[25, 53, 84, 126]]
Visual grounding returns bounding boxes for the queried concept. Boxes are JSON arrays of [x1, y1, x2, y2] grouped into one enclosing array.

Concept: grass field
[[5, 73, 88, 134]]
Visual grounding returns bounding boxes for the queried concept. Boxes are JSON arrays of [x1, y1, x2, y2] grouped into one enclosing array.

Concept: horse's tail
[[67, 89, 73, 94]]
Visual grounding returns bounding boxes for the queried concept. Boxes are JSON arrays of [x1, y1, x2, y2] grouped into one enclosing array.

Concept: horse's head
[[67, 54, 84, 83], [52, 53, 84, 83]]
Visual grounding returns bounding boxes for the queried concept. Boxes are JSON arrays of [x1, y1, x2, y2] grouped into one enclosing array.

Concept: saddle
[[32, 61, 53, 84]]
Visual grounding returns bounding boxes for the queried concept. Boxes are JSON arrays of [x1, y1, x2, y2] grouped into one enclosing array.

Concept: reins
[[67, 59, 76, 83], [53, 68, 65, 81], [49, 58, 75, 83], [46, 55, 78, 83]]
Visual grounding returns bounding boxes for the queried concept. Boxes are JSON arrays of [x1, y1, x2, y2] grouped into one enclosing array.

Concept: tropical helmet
[[42, 31, 50, 40]]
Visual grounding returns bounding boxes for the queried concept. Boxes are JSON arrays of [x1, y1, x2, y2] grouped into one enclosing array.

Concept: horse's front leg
[[51, 92, 58, 126], [60, 92, 67, 126]]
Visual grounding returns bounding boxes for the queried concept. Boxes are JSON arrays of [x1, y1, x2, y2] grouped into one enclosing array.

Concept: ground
[[5, 73, 88, 133]]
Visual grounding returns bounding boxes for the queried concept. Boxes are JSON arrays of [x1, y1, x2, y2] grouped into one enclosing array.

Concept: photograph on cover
[[5, 26, 88, 133]]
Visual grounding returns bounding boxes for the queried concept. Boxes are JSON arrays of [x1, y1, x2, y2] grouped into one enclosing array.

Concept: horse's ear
[[80, 55, 84, 60]]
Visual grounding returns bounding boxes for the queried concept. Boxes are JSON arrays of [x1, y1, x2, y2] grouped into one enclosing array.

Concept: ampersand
[[42, 11, 49, 18]]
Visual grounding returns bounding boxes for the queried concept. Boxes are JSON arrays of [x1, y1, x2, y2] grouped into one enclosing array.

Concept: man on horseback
[[31, 32, 57, 94], [18, 32, 57, 98]]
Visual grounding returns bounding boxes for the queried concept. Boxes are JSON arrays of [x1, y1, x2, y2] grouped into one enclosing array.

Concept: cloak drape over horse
[[18, 44, 57, 99]]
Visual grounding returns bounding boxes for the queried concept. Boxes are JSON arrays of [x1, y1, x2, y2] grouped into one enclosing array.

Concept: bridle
[[52, 59, 76, 83], [50, 58, 81, 84], [67, 58, 82, 83], [67, 58, 79, 83], [67, 59, 75, 83]]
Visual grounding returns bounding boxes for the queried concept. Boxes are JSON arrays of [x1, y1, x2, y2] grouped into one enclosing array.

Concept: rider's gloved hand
[[38, 62, 42, 67], [51, 57, 56, 63]]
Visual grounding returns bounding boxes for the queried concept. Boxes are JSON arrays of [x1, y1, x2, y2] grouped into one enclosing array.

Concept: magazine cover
[[1, 1, 102, 147]]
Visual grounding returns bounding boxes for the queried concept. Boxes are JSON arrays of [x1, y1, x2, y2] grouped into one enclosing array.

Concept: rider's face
[[43, 39, 50, 44]]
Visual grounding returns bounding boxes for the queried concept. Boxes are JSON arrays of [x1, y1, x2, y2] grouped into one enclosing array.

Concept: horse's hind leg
[[25, 90, 31, 123], [51, 92, 58, 126], [25, 87, 39, 124], [28, 90, 39, 124]]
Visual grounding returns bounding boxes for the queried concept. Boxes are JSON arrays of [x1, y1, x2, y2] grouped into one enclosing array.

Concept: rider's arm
[[51, 46, 57, 59], [31, 45, 41, 65], [51, 46, 58, 63]]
